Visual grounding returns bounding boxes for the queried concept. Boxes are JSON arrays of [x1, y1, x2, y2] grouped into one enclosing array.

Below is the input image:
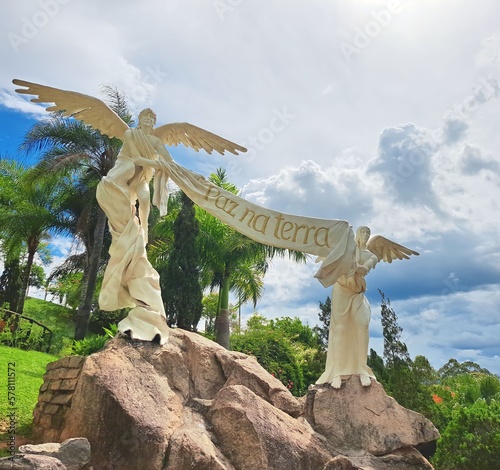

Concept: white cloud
[[476, 32, 500, 69], [1, 0, 500, 376]]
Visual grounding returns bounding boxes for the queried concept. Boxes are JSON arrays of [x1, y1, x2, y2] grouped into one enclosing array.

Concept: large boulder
[[304, 377, 439, 455], [0, 454, 67, 470], [32, 330, 438, 469], [209, 385, 332, 470], [18, 438, 91, 470]]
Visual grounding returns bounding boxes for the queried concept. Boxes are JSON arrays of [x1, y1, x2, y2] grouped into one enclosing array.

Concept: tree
[[0, 160, 72, 314], [236, 314, 325, 394], [201, 292, 220, 336], [22, 88, 132, 339], [314, 296, 331, 348], [433, 398, 500, 470], [152, 168, 306, 348], [161, 191, 203, 331], [231, 314, 325, 395], [198, 169, 306, 349], [379, 289, 410, 367], [0, 257, 22, 311], [26, 263, 46, 294], [438, 358, 491, 379], [413, 355, 438, 386], [377, 290, 432, 414], [367, 348, 389, 385]]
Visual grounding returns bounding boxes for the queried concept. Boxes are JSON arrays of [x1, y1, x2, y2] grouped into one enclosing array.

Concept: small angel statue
[[14, 79, 246, 344], [315, 226, 419, 388]]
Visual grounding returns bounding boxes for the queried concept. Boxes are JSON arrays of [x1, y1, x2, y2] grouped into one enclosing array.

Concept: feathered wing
[[13, 79, 129, 139], [367, 235, 419, 263], [153, 122, 247, 155]]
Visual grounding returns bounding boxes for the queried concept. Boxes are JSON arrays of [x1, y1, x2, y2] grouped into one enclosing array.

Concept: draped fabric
[[316, 246, 379, 385], [96, 129, 170, 344], [161, 160, 357, 288], [96, 127, 357, 345]]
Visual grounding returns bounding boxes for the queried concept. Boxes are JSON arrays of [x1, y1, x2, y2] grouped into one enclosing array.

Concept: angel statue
[[315, 226, 419, 389], [13, 79, 246, 345]]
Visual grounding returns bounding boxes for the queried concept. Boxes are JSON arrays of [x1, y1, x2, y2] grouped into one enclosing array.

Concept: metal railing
[[0, 307, 53, 353]]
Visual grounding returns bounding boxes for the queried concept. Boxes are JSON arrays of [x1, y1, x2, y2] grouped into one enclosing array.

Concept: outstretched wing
[[367, 235, 419, 263], [153, 122, 247, 155], [13, 79, 129, 139]]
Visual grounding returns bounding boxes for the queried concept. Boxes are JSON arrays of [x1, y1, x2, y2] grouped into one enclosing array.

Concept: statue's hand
[[355, 265, 369, 276]]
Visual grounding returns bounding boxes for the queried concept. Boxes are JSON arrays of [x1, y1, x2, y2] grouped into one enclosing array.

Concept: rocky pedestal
[[31, 331, 439, 470], [304, 377, 439, 455]]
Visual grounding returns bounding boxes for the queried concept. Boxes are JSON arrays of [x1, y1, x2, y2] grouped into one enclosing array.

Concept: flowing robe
[[96, 128, 170, 344], [316, 247, 378, 384]]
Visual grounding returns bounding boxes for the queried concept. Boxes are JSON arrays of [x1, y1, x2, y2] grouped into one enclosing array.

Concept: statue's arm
[[154, 138, 174, 162], [355, 253, 378, 276], [152, 139, 174, 174], [363, 254, 378, 271]]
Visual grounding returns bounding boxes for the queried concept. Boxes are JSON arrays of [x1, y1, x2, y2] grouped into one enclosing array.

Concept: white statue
[[13, 79, 246, 344], [315, 226, 419, 388]]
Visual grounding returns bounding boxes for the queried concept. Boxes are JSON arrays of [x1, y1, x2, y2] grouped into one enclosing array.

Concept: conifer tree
[[379, 289, 410, 367], [162, 191, 203, 331], [0, 258, 22, 312], [315, 296, 331, 348]]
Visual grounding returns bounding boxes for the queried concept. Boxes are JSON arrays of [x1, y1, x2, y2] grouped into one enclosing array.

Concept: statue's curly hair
[[138, 108, 157, 125]]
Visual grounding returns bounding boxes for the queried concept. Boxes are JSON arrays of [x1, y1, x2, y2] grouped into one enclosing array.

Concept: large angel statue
[[315, 226, 419, 389], [13, 79, 246, 345]]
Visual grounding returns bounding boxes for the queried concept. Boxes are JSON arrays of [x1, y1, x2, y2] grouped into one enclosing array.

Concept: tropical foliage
[[231, 314, 325, 396], [0, 160, 73, 314], [21, 87, 132, 339], [160, 191, 203, 331]]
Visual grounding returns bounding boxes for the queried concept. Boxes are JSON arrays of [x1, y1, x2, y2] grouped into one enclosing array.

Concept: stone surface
[[209, 385, 333, 470], [321, 456, 359, 469], [305, 377, 440, 455], [34, 331, 305, 469], [164, 426, 235, 470], [19, 439, 90, 470], [0, 455, 67, 469], [378, 447, 434, 470], [32, 331, 438, 470], [32, 358, 84, 443]]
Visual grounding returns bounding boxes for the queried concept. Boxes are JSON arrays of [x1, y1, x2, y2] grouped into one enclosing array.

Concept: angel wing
[[366, 235, 419, 263], [13, 79, 129, 140], [153, 122, 247, 156]]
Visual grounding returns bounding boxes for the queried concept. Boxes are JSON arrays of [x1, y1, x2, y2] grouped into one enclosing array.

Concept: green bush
[[69, 324, 118, 356], [0, 316, 48, 352], [433, 398, 500, 470], [231, 329, 305, 395], [22, 298, 76, 354], [70, 334, 108, 356]]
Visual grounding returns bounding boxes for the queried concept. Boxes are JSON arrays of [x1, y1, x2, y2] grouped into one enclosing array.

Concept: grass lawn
[[0, 345, 58, 455], [22, 297, 76, 354]]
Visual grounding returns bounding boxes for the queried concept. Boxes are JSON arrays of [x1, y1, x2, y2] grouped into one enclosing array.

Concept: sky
[[0, 0, 499, 375]]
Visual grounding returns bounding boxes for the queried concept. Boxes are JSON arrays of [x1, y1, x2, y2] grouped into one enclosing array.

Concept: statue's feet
[[331, 376, 342, 389], [360, 374, 372, 387]]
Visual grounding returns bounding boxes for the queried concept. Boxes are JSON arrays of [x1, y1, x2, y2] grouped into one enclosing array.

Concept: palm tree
[[0, 159, 72, 314], [150, 169, 307, 348], [197, 169, 307, 348], [21, 87, 132, 339]]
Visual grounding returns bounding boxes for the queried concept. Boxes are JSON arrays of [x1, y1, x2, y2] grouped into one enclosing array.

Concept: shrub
[[69, 324, 118, 356], [433, 398, 500, 470]]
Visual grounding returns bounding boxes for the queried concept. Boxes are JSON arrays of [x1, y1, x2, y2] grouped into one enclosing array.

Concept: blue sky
[[1, 0, 499, 375]]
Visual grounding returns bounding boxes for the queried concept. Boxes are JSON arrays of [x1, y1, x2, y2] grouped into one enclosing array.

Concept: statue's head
[[138, 108, 157, 127], [355, 226, 370, 247]]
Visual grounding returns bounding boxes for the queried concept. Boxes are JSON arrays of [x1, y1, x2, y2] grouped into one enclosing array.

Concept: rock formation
[[31, 330, 439, 470], [0, 438, 90, 470]]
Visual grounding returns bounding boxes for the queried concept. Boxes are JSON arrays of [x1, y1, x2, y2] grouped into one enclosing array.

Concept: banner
[[164, 161, 357, 287]]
